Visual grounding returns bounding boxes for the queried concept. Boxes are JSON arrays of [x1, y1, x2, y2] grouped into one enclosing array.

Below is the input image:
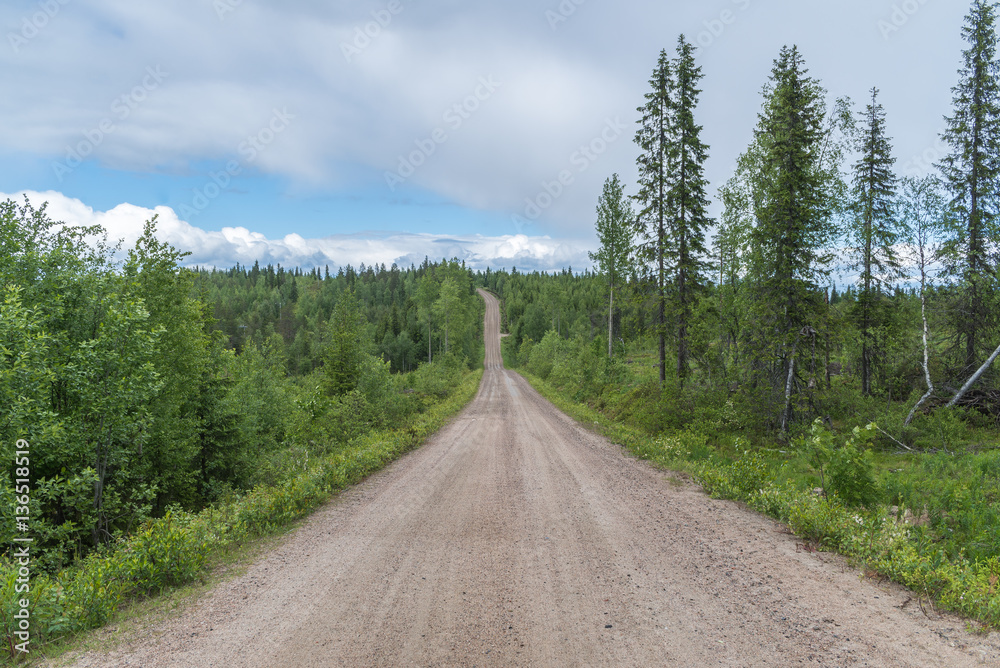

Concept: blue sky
[[0, 0, 972, 271]]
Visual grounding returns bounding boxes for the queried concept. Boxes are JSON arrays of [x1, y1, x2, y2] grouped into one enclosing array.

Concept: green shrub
[[0, 367, 483, 660]]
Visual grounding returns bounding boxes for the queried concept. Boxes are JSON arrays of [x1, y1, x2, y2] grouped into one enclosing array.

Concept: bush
[[412, 354, 464, 398], [827, 439, 881, 508], [798, 419, 881, 509], [526, 330, 560, 379], [0, 367, 484, 659]]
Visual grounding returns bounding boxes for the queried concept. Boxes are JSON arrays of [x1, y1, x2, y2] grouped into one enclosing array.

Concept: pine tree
[[848, 87, 900, 396], [589, 174, 634, 359], [937, 0, 1000, 374], [634, 48, 672, 385], [665, 35, 713, 385]]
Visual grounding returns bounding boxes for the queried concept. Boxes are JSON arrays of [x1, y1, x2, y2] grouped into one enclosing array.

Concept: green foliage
[[634, 36, 714, 384], [125, 218, 215, 511], [938, 0, 1000, 373], [324, 289, 366, 396], [798, 419, 881, 508], [0, 363, 482, 658], [0, 197, 487, 598], [826, 431, 881, 509], [411, 353, 466, 399], [847, 88, 902, 397], [218, 336, 293, 487], [589, 173, 634, 359]]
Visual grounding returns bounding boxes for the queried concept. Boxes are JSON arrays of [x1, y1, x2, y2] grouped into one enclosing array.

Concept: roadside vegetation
[[0, 198, 484, 661], [4, 0, 1000, 659], [486, 1, 1000, 629]]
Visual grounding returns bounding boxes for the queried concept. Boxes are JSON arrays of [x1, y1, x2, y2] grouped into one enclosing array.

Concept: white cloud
[[0, 1, 970, 238], [3, 190, 594, 273]]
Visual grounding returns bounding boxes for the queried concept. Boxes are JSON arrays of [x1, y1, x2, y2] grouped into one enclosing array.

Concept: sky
[[0, 0, 971, 273]]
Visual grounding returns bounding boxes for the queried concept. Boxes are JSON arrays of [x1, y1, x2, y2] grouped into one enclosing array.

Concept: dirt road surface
[[59, 289, 1000, 667]]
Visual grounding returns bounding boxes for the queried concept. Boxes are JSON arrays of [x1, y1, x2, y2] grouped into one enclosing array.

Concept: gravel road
[[58, 288, 1000, 667]]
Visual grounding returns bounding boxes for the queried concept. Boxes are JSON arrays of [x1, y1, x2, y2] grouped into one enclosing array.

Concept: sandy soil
[[55, 289, 1000, 667]]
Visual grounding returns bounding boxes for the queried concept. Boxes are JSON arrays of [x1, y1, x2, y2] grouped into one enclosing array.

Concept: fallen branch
[[945, 341, 1000, 409], [874, 424, 913, 452]]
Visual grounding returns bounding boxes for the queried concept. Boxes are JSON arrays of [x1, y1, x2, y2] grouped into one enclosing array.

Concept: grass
[[511, 351, 1000, 630], [35, 527, 291, 667]]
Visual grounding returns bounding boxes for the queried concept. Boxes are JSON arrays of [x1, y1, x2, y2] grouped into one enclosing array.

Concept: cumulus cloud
[[0, 0, 969, 238], [3, 190, 593, 273]]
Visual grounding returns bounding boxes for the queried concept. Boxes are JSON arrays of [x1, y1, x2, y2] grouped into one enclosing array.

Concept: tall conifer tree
[[634, 48, 672, 385], [665, 35, 712, 386], [748, 45, 835, 432], [848, 87, 900, 396], [938, 0, 1000, 373]]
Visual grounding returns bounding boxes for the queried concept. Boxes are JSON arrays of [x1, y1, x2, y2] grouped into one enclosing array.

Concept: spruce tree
[[634, 37, 713, 386], [665, 35, 712, 386], [848, 87, 900, 396], [937, 0, 1000, 374], [634, 48, 672, 385], [748, 45, 836, 432], [324, 289, 365, 395]]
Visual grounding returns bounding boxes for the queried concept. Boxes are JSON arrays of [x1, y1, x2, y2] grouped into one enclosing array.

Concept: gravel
[[53, 289, 1000, 667]]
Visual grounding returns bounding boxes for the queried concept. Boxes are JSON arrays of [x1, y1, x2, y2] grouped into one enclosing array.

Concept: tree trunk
[[781, 339, 798, 434], [904, 268, 935, 426], [946, 340, 1000, 409], [824, 288, 831, 390], [608, 280, 614, 359], [677, 266, 688, 389], [658, 218, 666, 385]]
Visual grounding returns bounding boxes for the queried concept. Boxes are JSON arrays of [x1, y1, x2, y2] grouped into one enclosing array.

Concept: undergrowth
[[0, 368, 483, 664], [518, 368, 1000, 630]]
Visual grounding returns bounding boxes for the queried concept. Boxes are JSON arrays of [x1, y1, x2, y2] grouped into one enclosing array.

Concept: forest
[[491, 5, 1000, 442], [482, 0, 1000, 628], [0, 200, 483, 578], [3, 0, 1000, 654]]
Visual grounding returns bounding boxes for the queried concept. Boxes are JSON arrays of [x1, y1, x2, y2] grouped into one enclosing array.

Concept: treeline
[[494, 2, 1000, 441], [193, 257, 483, 374], [0, 198, 482, 572]]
